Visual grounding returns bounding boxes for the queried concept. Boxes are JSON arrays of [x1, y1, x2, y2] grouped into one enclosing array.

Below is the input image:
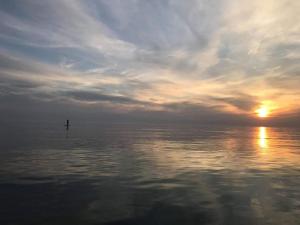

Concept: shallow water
[[0, 122, 300, 225]]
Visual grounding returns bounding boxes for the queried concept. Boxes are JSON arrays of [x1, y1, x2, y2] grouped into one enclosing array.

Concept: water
[[0, 122, 300, 225]]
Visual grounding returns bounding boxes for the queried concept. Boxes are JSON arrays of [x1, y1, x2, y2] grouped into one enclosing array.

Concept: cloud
[[61, 90, 148, 106], [0, 0, 299, 125], [209, 95, 259, 112]]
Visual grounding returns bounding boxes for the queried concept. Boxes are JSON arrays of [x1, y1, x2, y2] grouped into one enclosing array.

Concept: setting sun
[[256, 107, 269, 118]]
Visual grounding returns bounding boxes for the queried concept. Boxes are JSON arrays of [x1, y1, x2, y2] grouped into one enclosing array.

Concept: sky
[[0, 0, 299, 125]]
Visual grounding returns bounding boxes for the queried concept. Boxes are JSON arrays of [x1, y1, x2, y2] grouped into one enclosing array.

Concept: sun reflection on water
[[259, 127, 268, 149]]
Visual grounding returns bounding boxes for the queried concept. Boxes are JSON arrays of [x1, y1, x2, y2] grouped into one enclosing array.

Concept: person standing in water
[[65, 120, 70, 130]]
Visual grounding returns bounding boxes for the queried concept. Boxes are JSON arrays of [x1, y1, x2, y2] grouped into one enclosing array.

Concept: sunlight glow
[[259, 127, 268, 148], [256, 107, 269, 118]]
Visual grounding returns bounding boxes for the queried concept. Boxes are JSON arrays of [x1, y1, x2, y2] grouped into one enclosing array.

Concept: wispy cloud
[[0, 0, 299, 124]]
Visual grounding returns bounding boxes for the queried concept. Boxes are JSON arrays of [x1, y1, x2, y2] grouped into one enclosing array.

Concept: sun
[[256, 107, 269, 118]]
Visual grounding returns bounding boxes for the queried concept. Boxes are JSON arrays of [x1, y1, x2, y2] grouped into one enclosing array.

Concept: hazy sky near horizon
[[0, 0, 299, 124]]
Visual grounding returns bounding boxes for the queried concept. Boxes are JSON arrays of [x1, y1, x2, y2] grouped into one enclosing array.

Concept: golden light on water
[[259, 127, 268, 148], [255, 127, 299, 168]]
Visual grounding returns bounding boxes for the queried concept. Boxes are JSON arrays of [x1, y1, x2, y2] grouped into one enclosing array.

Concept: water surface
[[0, 122, 300, 225]]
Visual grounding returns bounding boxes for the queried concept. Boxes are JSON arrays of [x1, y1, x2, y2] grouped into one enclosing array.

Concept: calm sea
[[0, 122, 300, 225]]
